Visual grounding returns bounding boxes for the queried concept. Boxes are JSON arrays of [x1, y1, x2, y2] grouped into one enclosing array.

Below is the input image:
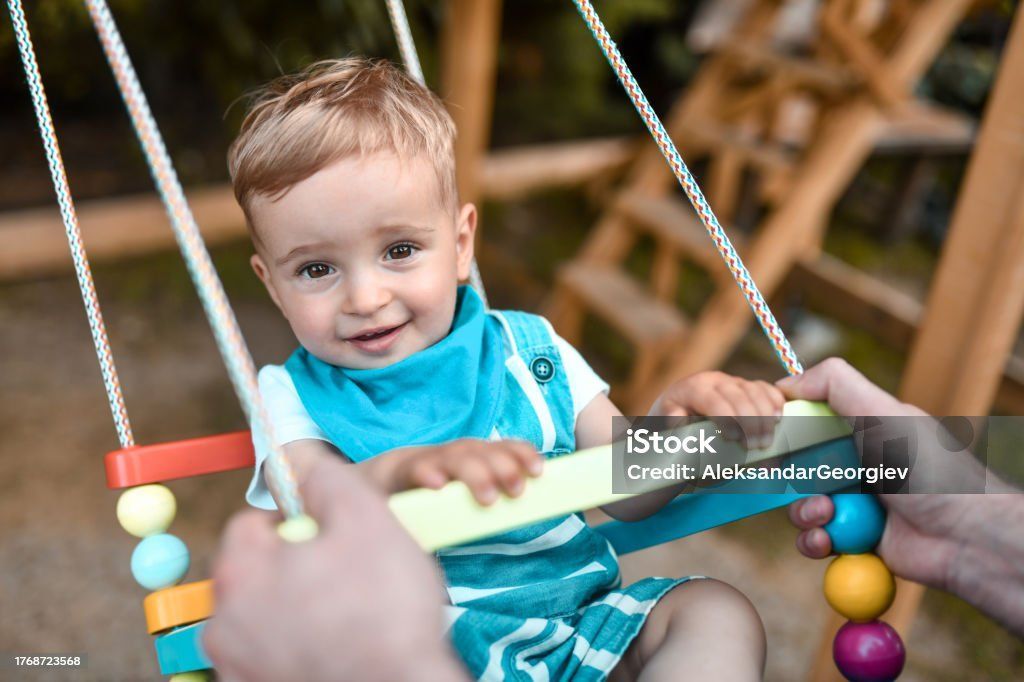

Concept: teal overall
[[286, 288, 697, 680]]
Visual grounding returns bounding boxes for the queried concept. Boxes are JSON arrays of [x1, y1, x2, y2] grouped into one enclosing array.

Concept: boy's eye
[[386, 243, 417, 260], [299, 263, 334, 279]]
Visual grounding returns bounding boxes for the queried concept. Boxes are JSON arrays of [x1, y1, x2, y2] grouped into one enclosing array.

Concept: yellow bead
[[117, 484, 176, 538], [824, 553, 896, 621], [169, 672, 210, 682], [277, 514, 319, 543]]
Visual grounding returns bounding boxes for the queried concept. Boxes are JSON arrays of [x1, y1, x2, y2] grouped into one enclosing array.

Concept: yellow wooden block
[[144, 579, 214, 635]]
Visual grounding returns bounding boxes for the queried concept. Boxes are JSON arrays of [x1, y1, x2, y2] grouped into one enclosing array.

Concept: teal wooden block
[[155, 620, 211, 675]]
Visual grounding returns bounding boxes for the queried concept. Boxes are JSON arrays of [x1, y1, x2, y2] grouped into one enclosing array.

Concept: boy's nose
[[343, 275, 392, 317]]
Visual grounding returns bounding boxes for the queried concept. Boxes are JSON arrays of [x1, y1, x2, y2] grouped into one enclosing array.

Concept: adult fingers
[[212, 509, 279, 596], [300, 455, 391, 533], [796, 528, 832, 559], [775, 358, 913, 418], [787, 495, 835, 530]]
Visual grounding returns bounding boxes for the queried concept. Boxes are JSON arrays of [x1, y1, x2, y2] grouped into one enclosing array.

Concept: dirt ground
[[1, 244, 1020, 681]]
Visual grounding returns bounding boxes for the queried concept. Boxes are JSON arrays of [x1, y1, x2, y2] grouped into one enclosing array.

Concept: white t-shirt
[[247, 330, 609, 509]]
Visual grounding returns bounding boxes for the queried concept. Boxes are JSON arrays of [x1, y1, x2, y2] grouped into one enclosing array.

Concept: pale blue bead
[[131, 533, 190, 591], [825, 494, 886, 554]]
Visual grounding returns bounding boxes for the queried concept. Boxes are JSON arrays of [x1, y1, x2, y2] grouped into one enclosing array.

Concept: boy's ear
[[455, 203, 477, 282], [250, 253, 286, 316]]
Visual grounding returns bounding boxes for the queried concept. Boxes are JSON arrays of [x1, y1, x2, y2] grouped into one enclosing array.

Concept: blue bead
[[825, 494, 886, 554], [131, 533, 190, 591]]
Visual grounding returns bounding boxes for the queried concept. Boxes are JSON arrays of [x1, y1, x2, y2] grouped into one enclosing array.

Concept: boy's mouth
[[345, 322, 408, 353]]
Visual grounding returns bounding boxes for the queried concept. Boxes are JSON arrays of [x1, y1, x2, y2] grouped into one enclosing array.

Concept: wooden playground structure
[[3, 1, 1022, 678]]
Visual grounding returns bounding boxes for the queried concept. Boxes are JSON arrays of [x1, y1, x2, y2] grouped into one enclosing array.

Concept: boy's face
[[249, 153, 476, 369]]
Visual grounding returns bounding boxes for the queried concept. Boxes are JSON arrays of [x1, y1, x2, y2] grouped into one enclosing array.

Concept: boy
[[233, 57, 780, 680]]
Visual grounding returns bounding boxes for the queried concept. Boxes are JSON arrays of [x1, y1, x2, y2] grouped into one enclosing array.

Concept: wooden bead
[[117, 484, 176, 538], [824, 554, 895, 622], [131, 533, 190, 591]]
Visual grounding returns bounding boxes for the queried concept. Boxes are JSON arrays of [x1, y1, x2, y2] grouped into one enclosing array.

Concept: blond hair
[[228, 57, 457, 222]]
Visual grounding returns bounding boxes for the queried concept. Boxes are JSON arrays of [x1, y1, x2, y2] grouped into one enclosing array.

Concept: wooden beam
[[631, 96, 886, 412], [872, 102, 976, 154], [719, 38, 854, 93], [441, 0, 502, 207], [0, 186, 246, 281], [900, 8, 1024, 415], [480, 137, 635, 201], [0, 139, 632, 282], [811, 8, 1024, 680], [793, 252, 922, 349], [792, 254, 1024, 414]]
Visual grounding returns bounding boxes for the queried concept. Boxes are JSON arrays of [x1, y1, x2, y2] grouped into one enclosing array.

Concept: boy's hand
[[650, 371, 785, 449], [387, 439, 544, 506]]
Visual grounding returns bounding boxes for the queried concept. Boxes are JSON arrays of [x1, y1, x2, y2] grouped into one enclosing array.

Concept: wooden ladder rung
[[556, 263, 687, 348], [675, 117, 796, 174], [874, 102, 977, 154], [614, 191, 747, 273], [718, 38, 854, 93]]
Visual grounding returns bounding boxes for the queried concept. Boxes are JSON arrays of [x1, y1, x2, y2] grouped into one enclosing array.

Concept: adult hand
[[777, 358, 1024, 637], [203, 456, 466, 681]]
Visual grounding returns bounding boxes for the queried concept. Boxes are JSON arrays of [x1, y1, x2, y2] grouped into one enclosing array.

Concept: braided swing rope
[[385, 0, 425, 86], [384, 0, 489, 307], [81, 0, 304, 519], [7, 0, 135, 449], [571, 0, 803, 377]]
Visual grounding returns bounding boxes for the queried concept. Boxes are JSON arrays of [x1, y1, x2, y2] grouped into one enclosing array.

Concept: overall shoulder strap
[[488, 310, 575, 456], [488, 310, 557, 356]]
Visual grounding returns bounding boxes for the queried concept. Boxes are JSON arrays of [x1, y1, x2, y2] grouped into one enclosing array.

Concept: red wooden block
[[106, 431, 255, 489]]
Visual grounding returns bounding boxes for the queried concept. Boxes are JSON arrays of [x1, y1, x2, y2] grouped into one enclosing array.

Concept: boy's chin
[[316, 345, 422, 370]]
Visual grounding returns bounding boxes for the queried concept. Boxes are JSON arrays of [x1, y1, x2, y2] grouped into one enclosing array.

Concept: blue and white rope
[[571, 0, 803, 376], [82, 0, 304, 518], [7, 0, 135, 448], [385, 0, 425, 85]]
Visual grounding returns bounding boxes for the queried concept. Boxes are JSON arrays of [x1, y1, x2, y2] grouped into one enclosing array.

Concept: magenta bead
[[833, 620, 906, 682]]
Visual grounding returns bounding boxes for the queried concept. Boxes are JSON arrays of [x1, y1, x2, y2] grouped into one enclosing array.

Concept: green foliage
[[492, 0, 696, 145], [1, 0, 699, 196]]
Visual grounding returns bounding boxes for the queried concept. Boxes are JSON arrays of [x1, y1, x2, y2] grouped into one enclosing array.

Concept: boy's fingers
[[488, 451, 526, 497], [450, 457, 498, 505], [694, 389, 737, 441], [507, 441, 544, 476], [713, 384, 768, 448], [695, 387, 735, 418], [717, 382, 759, 418], [753, 380, 786, 416], [737, 383, 780, 444], [796, 528, 832, 559], [787, 495, 834, 529], [745, 382, 778, 418], [407, 460, 449, 490]]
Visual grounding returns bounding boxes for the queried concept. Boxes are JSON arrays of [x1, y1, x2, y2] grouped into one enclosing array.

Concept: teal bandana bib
[[284, 286, 505, 462]]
